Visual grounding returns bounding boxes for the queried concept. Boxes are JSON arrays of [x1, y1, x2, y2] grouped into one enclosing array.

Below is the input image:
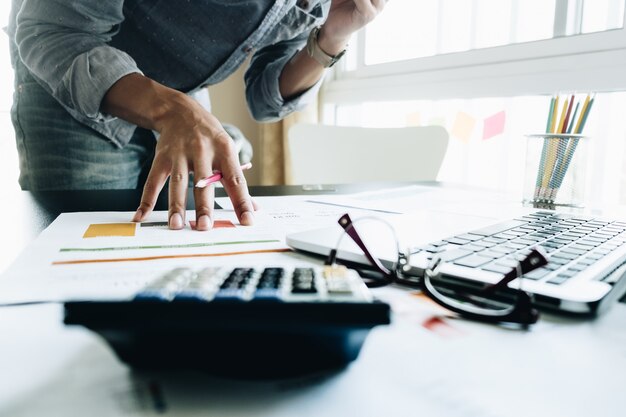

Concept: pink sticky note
[[451, 112, 476, 143], [189, 220, 236, 230], [482, 110, 506, 140]]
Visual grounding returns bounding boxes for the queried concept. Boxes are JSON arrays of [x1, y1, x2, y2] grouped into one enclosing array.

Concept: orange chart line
[[52, 248, 292, 266]]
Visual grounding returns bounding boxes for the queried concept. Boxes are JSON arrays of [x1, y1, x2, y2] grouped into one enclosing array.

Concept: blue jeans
[[11, 60, 155, 190]]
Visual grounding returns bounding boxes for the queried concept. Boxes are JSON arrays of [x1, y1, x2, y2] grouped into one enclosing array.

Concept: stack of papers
[[0, 185, 519, 303]]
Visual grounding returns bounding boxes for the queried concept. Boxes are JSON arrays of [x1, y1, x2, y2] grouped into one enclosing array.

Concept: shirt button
[[243, 46, 253, 53], [298, 0, 310, 9]]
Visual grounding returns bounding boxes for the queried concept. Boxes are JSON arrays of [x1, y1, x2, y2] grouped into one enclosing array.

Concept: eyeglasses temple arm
[[337, 213, 394, 279], [488, 248, 548, 292]]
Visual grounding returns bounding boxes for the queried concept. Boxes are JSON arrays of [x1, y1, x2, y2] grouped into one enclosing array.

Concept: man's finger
[[168, 161, 189, 230], [218, 156, 254, 226], [192, 157, 215, 231], [133, 156, 170, 222]]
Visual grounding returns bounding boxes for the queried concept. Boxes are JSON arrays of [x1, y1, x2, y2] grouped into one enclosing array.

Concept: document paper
[[0, 203, 349, 303]]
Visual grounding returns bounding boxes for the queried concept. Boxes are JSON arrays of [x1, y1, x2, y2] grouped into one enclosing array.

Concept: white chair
[[287, 124, 449, 184]]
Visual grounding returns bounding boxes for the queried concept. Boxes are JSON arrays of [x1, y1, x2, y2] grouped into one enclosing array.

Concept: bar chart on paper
[[56, 213, 287, 265], [0, 210, 292, 303], [0, 195, 368, 303]]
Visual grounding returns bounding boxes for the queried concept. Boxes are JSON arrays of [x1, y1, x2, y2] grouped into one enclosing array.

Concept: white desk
[[1, 185, 625, 416], [1, 298, 624, 416]]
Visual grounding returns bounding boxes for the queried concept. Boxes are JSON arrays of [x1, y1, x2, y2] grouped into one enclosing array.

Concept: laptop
[[286, 208, 626, 315]]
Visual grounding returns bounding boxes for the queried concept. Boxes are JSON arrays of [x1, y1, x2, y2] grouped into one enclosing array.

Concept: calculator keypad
[[134, 266, 372, 303]]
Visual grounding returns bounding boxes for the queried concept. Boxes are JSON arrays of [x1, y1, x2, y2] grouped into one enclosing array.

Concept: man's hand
[[137, 94, 255, 231], [102, 73, 255, 231], [279, 0, 385, 99], [318, 0, 386, 55]]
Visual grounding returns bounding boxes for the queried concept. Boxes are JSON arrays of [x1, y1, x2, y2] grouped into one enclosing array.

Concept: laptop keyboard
[[414, 211, 626, 286]]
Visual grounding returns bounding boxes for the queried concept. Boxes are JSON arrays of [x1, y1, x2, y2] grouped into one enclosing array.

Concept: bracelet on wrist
[[306, 27, 347, 68]]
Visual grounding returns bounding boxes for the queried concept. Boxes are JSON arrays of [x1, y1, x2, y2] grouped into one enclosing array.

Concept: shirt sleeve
[[244, 3, 329, 122], [14, 0, 142, 122]]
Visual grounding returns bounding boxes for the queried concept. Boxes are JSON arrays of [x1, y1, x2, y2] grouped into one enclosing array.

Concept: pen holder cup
[[522, 134, 589, 209]]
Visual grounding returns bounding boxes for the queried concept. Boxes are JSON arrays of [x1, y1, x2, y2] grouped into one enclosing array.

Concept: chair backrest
[[287, 124, 449, 184]]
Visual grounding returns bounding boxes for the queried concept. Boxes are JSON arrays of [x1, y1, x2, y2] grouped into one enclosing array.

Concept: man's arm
[[244, 0, 385, 121], [279, 0, 386, 100], [15, 0, 138, 127]]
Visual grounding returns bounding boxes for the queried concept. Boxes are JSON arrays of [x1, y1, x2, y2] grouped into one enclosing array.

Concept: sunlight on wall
[[330, 92, 626, 207]]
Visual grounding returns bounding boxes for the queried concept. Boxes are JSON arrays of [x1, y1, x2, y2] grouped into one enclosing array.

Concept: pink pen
[[194, 162, 252, 188]]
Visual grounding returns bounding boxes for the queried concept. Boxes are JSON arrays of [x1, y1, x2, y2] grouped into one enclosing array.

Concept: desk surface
[[1, 184, 625, 417]]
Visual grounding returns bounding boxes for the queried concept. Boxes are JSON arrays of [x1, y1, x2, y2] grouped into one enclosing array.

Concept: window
[[328, 0, 626, 102], [320, 0, 626, 208], [361, 0, 624, 66]]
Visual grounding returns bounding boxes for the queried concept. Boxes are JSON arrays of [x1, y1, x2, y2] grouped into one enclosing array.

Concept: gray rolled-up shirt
[[8, 0, 329, 148]]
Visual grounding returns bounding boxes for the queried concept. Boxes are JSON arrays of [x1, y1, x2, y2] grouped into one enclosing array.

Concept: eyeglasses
[[326, 213, 549, 328]]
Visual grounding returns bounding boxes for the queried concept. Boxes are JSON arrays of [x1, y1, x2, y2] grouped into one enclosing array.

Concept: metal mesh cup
[[522, 133, 589, 208]]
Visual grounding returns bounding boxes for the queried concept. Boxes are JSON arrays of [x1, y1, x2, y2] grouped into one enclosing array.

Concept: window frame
[[321, 3, 626, 105]]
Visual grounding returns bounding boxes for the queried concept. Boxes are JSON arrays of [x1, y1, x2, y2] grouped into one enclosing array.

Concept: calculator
[[64, 265, 390, 378]]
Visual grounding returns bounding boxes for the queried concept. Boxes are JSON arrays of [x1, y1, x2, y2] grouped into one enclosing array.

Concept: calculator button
[[323, 266, 354, 295], [253, 289, 282, 300], [292, 268, 317, 294], [134, 290, 170, 301], [136, 268, 195, 300], [327, 281, 353, 294], [253, 268, 285, 300], [173, 290, 213, 302], [213, 269, 256, 300]]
